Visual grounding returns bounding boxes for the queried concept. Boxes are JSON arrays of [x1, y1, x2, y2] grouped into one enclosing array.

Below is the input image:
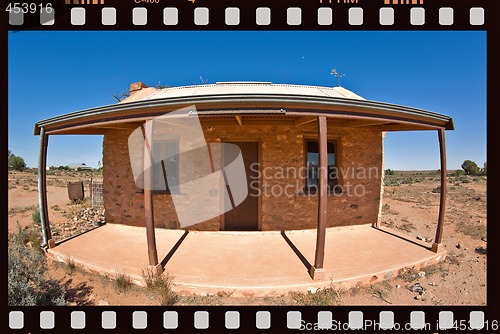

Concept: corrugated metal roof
[[34, 82, 454, 134], [120, 83, 365, 104]]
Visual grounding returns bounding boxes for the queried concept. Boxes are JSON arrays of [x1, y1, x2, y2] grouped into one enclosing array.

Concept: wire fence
[[91, 180, 103, 209]]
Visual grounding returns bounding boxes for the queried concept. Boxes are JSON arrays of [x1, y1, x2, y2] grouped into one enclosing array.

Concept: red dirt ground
[[8, 170, 486, 306]]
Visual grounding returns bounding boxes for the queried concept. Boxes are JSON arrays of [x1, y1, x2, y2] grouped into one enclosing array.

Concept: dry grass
[[444, 252, 461, 266], [455, 220, 486, 240], [64, 257, 76, 275], [113, 271, 133, 293], [369, 283, 392, 304], [10, 224, 42, 249], [291, 284, 344, 306], [141, 268, 179, 306], [397, 267, 420, 283], [420, 263, 449, 278], [350, 283, 363, 297], [8, 205, 37, 215]]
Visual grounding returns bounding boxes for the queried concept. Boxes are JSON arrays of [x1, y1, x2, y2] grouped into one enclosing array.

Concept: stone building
[[35, 82, 453, 279]]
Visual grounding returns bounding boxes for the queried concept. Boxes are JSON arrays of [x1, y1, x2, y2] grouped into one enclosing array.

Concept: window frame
[[303, 137, 342, 195], [151, 139, 179, 194], [136, 139, 180, 195]]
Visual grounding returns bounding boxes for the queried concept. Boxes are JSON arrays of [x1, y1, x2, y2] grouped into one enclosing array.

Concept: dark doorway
[[224, 141, 259, 230]]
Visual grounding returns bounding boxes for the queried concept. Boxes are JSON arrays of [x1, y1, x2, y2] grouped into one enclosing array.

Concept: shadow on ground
[[61, 278, 95, 306]]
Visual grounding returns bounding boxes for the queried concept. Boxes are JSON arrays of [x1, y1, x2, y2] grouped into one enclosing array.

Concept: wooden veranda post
[[143, 122, 162, 274], [309, 116, 328, 280], [38, 127, 55, 248], [432, 129, 447, 253]]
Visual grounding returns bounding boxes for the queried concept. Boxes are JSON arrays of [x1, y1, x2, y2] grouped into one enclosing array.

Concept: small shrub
[[456, 220, 486, 240], [113, 272, 133, 293], [64, 257, 76, 275], [398, 267, 420, 283], [142, 268, 156, 289], [382, 220, 395, 228], [445, 252, 461, 266], [291, 285, 344, 306], [141, 268, 179, 306], [398, 218, 416, 233], [11, 224, 42, 250], [383, 175, 401, 186], [8, 229, 67, 306], [369, 284, 391, 304], [400, 223, 416, 232], [401, 178, 414, 185], [32, 208, 41, 225], [420, 264, 447, 278], [350, 283, 363, 297]]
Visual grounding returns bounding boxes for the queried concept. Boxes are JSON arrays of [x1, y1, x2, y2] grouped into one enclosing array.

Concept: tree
[[8, 152, 26, 171], [461, 160, 480, 176], [385, 168, 396, 175]]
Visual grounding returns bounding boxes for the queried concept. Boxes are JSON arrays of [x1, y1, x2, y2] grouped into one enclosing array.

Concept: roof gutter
[[34, 94, 454, 134]]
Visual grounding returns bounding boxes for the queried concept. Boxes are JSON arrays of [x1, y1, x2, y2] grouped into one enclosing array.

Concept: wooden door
[[224, 142, 259, 230]]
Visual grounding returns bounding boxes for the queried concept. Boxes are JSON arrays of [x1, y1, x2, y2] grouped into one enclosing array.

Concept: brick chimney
[[129, 81, 148, 95]]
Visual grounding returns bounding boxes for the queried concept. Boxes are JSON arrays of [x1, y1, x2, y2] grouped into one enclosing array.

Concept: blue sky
[[8, 31, 486, 170]]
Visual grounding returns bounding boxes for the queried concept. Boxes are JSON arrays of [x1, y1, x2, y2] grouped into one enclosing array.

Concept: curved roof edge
[[34, 84, 454, 135]]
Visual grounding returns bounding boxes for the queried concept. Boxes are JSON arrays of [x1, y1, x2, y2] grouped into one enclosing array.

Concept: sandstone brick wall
[[103, 121, 383, 231]]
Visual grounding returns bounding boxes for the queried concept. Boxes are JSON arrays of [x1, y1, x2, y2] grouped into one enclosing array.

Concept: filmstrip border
[[6, 2, 487, 29], [8, 309, 498, 331], [4, 1, 494, 334]]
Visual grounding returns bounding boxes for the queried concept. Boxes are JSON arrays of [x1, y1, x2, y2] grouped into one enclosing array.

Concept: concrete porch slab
[[47, 224, 446, 297]]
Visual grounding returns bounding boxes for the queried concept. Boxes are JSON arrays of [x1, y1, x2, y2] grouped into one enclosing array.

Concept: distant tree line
[[385, 159, 486, 177]]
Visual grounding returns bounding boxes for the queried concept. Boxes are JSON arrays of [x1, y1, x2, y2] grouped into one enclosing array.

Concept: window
[[305, 140, 339, 194], [151, 140, 179, 193]]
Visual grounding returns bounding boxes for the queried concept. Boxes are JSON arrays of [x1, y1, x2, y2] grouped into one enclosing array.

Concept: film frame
[[3, 0, 496, 333]]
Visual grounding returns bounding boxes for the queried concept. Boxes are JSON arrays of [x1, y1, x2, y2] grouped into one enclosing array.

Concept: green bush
[[461, 160, 480, 176], [8, 155, 26, 171], [8, 230, 66, 306]]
